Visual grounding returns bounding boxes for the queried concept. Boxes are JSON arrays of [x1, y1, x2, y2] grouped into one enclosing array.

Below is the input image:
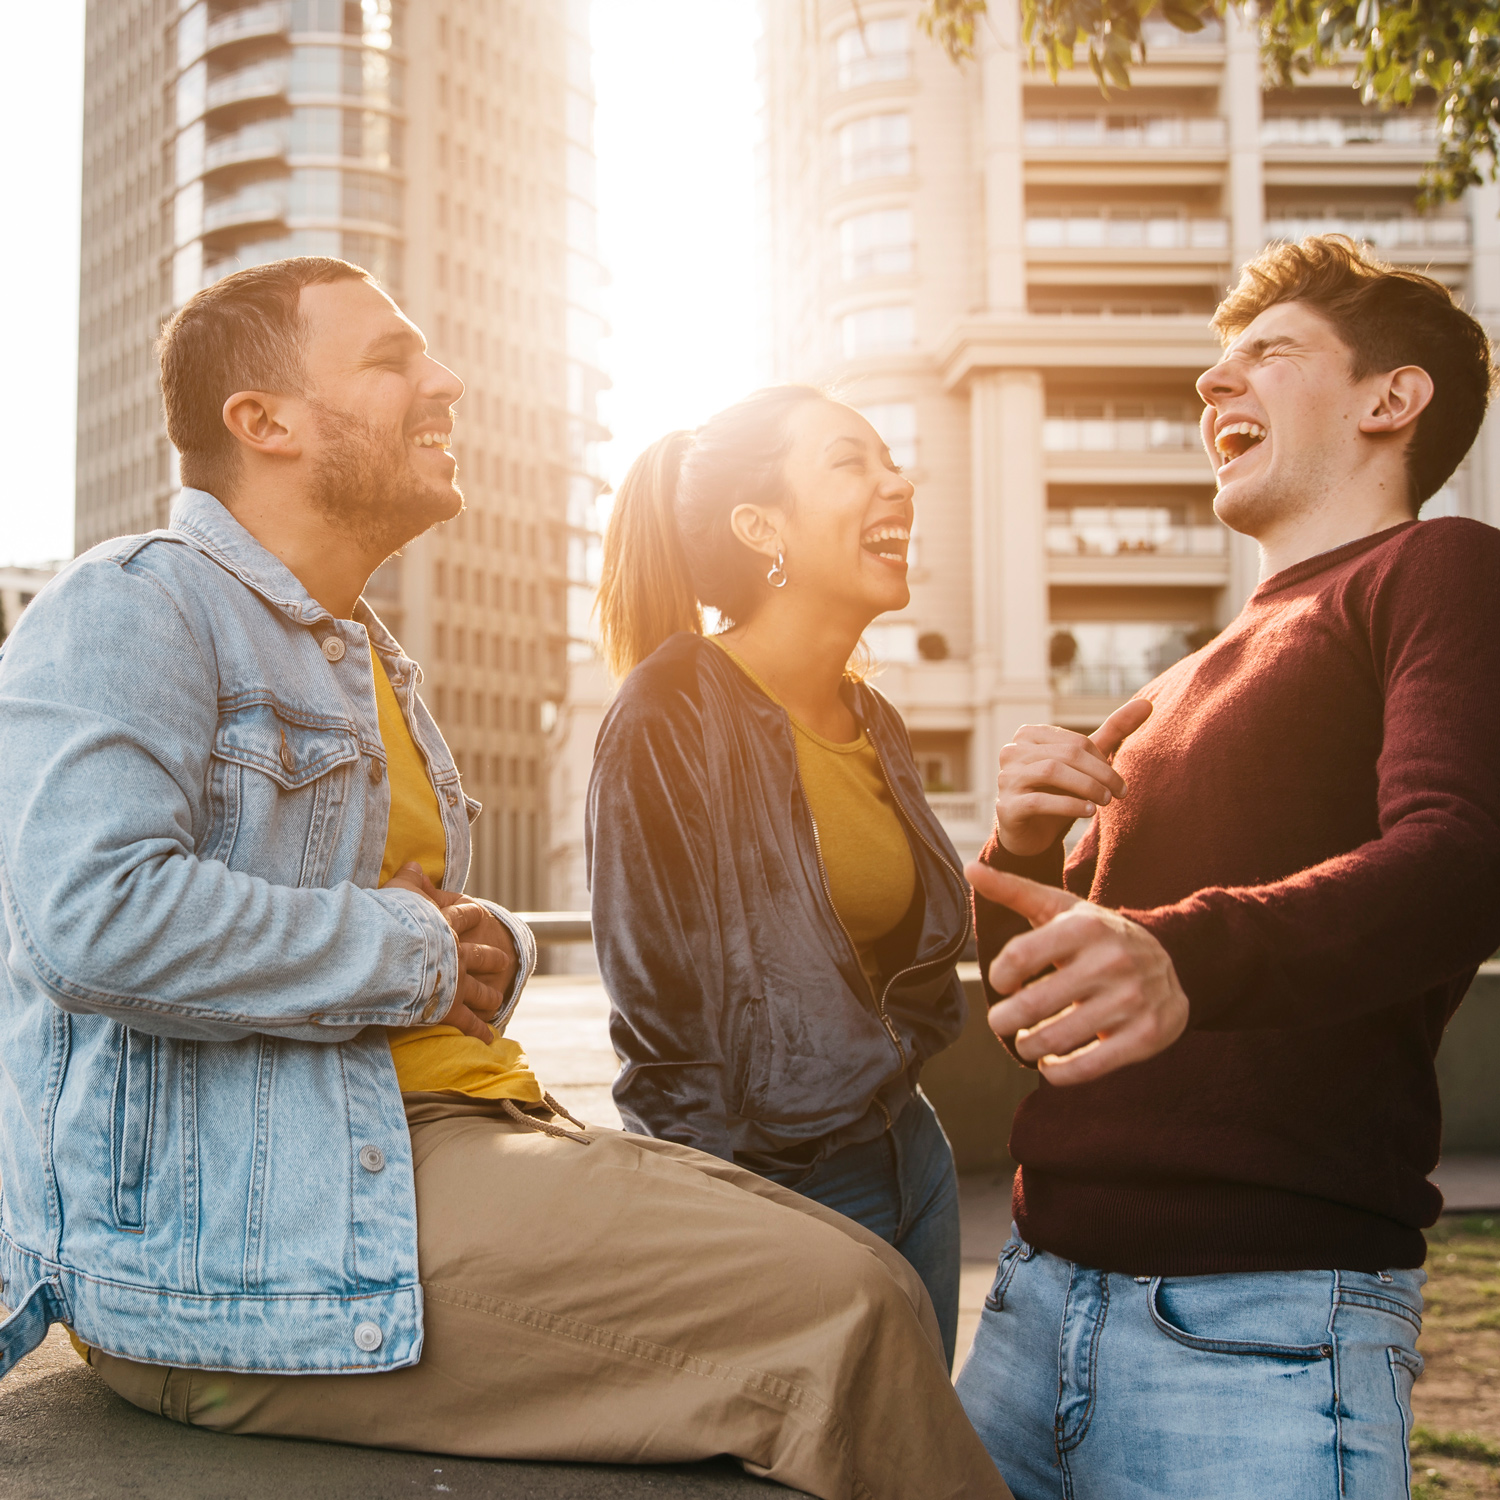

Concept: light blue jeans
[[759, 1093, 961, 1369], [957, 1226, 1426, 1499]]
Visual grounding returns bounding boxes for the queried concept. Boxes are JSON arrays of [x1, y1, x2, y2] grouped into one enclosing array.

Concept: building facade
[[75, 0, 608, 911], [0, 567, 62, 646], [759, 0, 1500, 857]]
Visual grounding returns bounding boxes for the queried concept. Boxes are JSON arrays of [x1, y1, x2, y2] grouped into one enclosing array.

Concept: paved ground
[[5, 974, 1497, 1497]]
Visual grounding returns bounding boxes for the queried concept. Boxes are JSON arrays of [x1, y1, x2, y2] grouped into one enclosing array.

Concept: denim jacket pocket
[[208, 701, 361, 885], [109, 1026, 158, 1232]]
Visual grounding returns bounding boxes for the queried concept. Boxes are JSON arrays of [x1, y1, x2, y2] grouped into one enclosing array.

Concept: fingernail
[[1084, 804, 1096, 817]]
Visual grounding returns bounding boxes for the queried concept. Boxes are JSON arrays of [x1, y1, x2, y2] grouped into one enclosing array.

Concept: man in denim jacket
[[0, 258, 1007, 1500]]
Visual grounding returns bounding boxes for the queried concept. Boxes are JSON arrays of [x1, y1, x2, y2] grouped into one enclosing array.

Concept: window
[[838, 113, 912, 183], [840, 209, 913, 279], [835, 18, 910, 89], [857, 402, 917, 469], [840, 304, 915, 357]]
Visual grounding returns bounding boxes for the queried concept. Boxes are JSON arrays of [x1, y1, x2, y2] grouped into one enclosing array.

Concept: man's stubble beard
[[306, 398, 462, 557]]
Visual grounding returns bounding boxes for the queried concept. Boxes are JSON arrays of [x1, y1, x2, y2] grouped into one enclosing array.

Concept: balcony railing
[[1260, 114, 1439, 149], [840, 146, 914, 183], [1043, 417, 1202, 452], [1026, 215, 1229, 251], [204, 2, 290, 51], [203, 187, 288, 233], [204, 122, 290, 172], [1025, 114, 1226, 150], [205, 62, 289, 111], [1139, 16, 1224, 46], [1047, 512, 1226, 556], [836, 51, 912, 90], [1266, 216, 1470, 250]]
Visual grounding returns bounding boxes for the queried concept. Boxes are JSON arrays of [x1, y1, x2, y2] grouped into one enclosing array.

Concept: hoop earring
[[766, 548, 788, 589]]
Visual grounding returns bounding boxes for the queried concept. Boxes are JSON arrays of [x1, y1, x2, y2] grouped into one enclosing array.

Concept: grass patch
[[1411, 1427, 1500, 1466]]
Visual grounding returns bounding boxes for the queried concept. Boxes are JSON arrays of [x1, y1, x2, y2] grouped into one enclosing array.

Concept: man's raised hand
[[966, 861, 1188, 1086], [994, 699, 1153, 857], [381, 861, 519, 1044]]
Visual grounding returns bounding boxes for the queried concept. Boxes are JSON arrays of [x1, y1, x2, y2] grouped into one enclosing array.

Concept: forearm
[[1129, 820, 1500, 1030], [8, 847, 458, 1041]]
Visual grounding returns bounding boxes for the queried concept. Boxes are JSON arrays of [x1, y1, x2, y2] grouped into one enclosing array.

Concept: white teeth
[[413, 432, 451, 449], [863, 526, 910, 543], [1214, 420, 1267, 456]]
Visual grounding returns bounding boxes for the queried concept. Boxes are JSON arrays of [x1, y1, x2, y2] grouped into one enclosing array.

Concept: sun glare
[[591, 0, 765, 514]]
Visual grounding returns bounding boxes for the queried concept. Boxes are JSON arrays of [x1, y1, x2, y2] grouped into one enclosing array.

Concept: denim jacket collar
[[169, 487, 416, 681]]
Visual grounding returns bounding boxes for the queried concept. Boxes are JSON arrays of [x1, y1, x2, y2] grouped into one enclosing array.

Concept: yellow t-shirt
[[712, 640, 916, 983], [374, 646, 542, 1102]]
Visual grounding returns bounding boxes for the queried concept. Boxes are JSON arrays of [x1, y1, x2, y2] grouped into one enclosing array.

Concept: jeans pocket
[[1148, 1277, 1334, 1361], [983, 1237, 1028, 1313]]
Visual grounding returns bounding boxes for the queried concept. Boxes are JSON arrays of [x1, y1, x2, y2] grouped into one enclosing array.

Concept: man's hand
[[381, 862, 519, 1044], [966, 861, 1188, 1086], [994, 699, 1152, 857]]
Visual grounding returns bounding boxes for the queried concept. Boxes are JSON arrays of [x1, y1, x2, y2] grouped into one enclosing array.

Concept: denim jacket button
[[321, 636, 346, 663], [367, 758, 384, 785], [358, 1144, 385, 1173], [353, 1321, 383, 1352]]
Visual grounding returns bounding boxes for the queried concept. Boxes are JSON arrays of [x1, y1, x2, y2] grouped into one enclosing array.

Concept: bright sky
[[0, 0, 760, 566], [1, 1, 85, 566], [591, 0, 764, 501]]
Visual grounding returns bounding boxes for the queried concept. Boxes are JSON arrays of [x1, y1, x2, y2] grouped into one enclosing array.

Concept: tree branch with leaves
[[917, 0, 1499, 205]]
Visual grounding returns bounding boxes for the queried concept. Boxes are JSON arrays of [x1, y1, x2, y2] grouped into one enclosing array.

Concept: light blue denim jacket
[[0, 490, 534, 1379]]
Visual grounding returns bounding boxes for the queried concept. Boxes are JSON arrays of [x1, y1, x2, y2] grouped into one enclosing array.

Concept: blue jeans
[[956, 1226, 1426, 1498], [759, 1092, 961, 1368]]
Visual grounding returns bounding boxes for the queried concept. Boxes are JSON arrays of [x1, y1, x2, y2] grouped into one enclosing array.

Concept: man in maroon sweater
[[956, 235, 1500, 1498]]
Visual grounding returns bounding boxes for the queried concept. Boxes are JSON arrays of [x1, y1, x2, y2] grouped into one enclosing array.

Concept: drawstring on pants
[[499, 1091, 590, 1143]]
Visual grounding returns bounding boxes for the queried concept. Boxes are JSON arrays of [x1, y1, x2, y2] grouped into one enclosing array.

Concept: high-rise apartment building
[[75, 0, 608, 910], [759, 0, 1500, 857]]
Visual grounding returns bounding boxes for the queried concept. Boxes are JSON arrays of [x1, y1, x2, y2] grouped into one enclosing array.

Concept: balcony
[[204, 2, 290, 53], [1043, 414, 1201, 452], [1046, 507, 1228, 585], [1265, 215, 1470, 254], [1047, 508, 1225, 555], [1027, 215, 1229, 252], [840, 145, 914, 185], [204, 121, 290, 173], [1050, 620, 1213, 703], [1261, 114, 1438, 150], [1025, 114, 1227, 151], [833, 15, 912, 94], [205, 61, 289, 112], [202, 184, 288, 234]]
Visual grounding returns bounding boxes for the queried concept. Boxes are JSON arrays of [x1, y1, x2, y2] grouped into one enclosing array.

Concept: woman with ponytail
[[587, 386, 971, 1365]]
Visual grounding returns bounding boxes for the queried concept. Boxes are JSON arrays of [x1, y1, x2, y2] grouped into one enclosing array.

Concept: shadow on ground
[[1, 1326, 781, 1500]]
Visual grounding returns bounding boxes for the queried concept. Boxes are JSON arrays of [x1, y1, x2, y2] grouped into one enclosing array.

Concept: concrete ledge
[[0, 1327, 780, 1500]]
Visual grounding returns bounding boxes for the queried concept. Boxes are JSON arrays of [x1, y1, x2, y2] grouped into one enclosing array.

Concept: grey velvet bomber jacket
[[585, 632, 971, 1168]]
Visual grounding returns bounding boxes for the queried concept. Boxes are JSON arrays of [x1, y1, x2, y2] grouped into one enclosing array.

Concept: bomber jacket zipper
[[863, 729, 974, 1022], [790, 713, 972, 1074]]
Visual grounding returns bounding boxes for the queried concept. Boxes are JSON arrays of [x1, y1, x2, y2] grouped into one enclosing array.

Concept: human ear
[[222, 391, 301, 458], [728, 502, 786, 560], [1358, 365, 1435, 436]]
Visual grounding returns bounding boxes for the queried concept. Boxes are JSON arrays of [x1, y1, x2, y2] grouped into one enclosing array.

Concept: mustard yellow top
[[712, 639, 916, 983], [373, 646, 542, 1102]]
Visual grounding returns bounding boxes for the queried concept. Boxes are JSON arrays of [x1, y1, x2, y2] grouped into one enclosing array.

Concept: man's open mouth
[[411, 430, 452, 450], [1214, 421, 1267, 464], [861, 525, 910, 564]]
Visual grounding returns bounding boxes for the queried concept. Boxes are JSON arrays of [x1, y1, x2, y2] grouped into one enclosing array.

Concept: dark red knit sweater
[[975, 518, 1500, 1274]]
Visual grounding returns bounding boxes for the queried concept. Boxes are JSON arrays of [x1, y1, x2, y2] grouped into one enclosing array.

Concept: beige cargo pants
[[91, 1096, 1011, 1500]]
